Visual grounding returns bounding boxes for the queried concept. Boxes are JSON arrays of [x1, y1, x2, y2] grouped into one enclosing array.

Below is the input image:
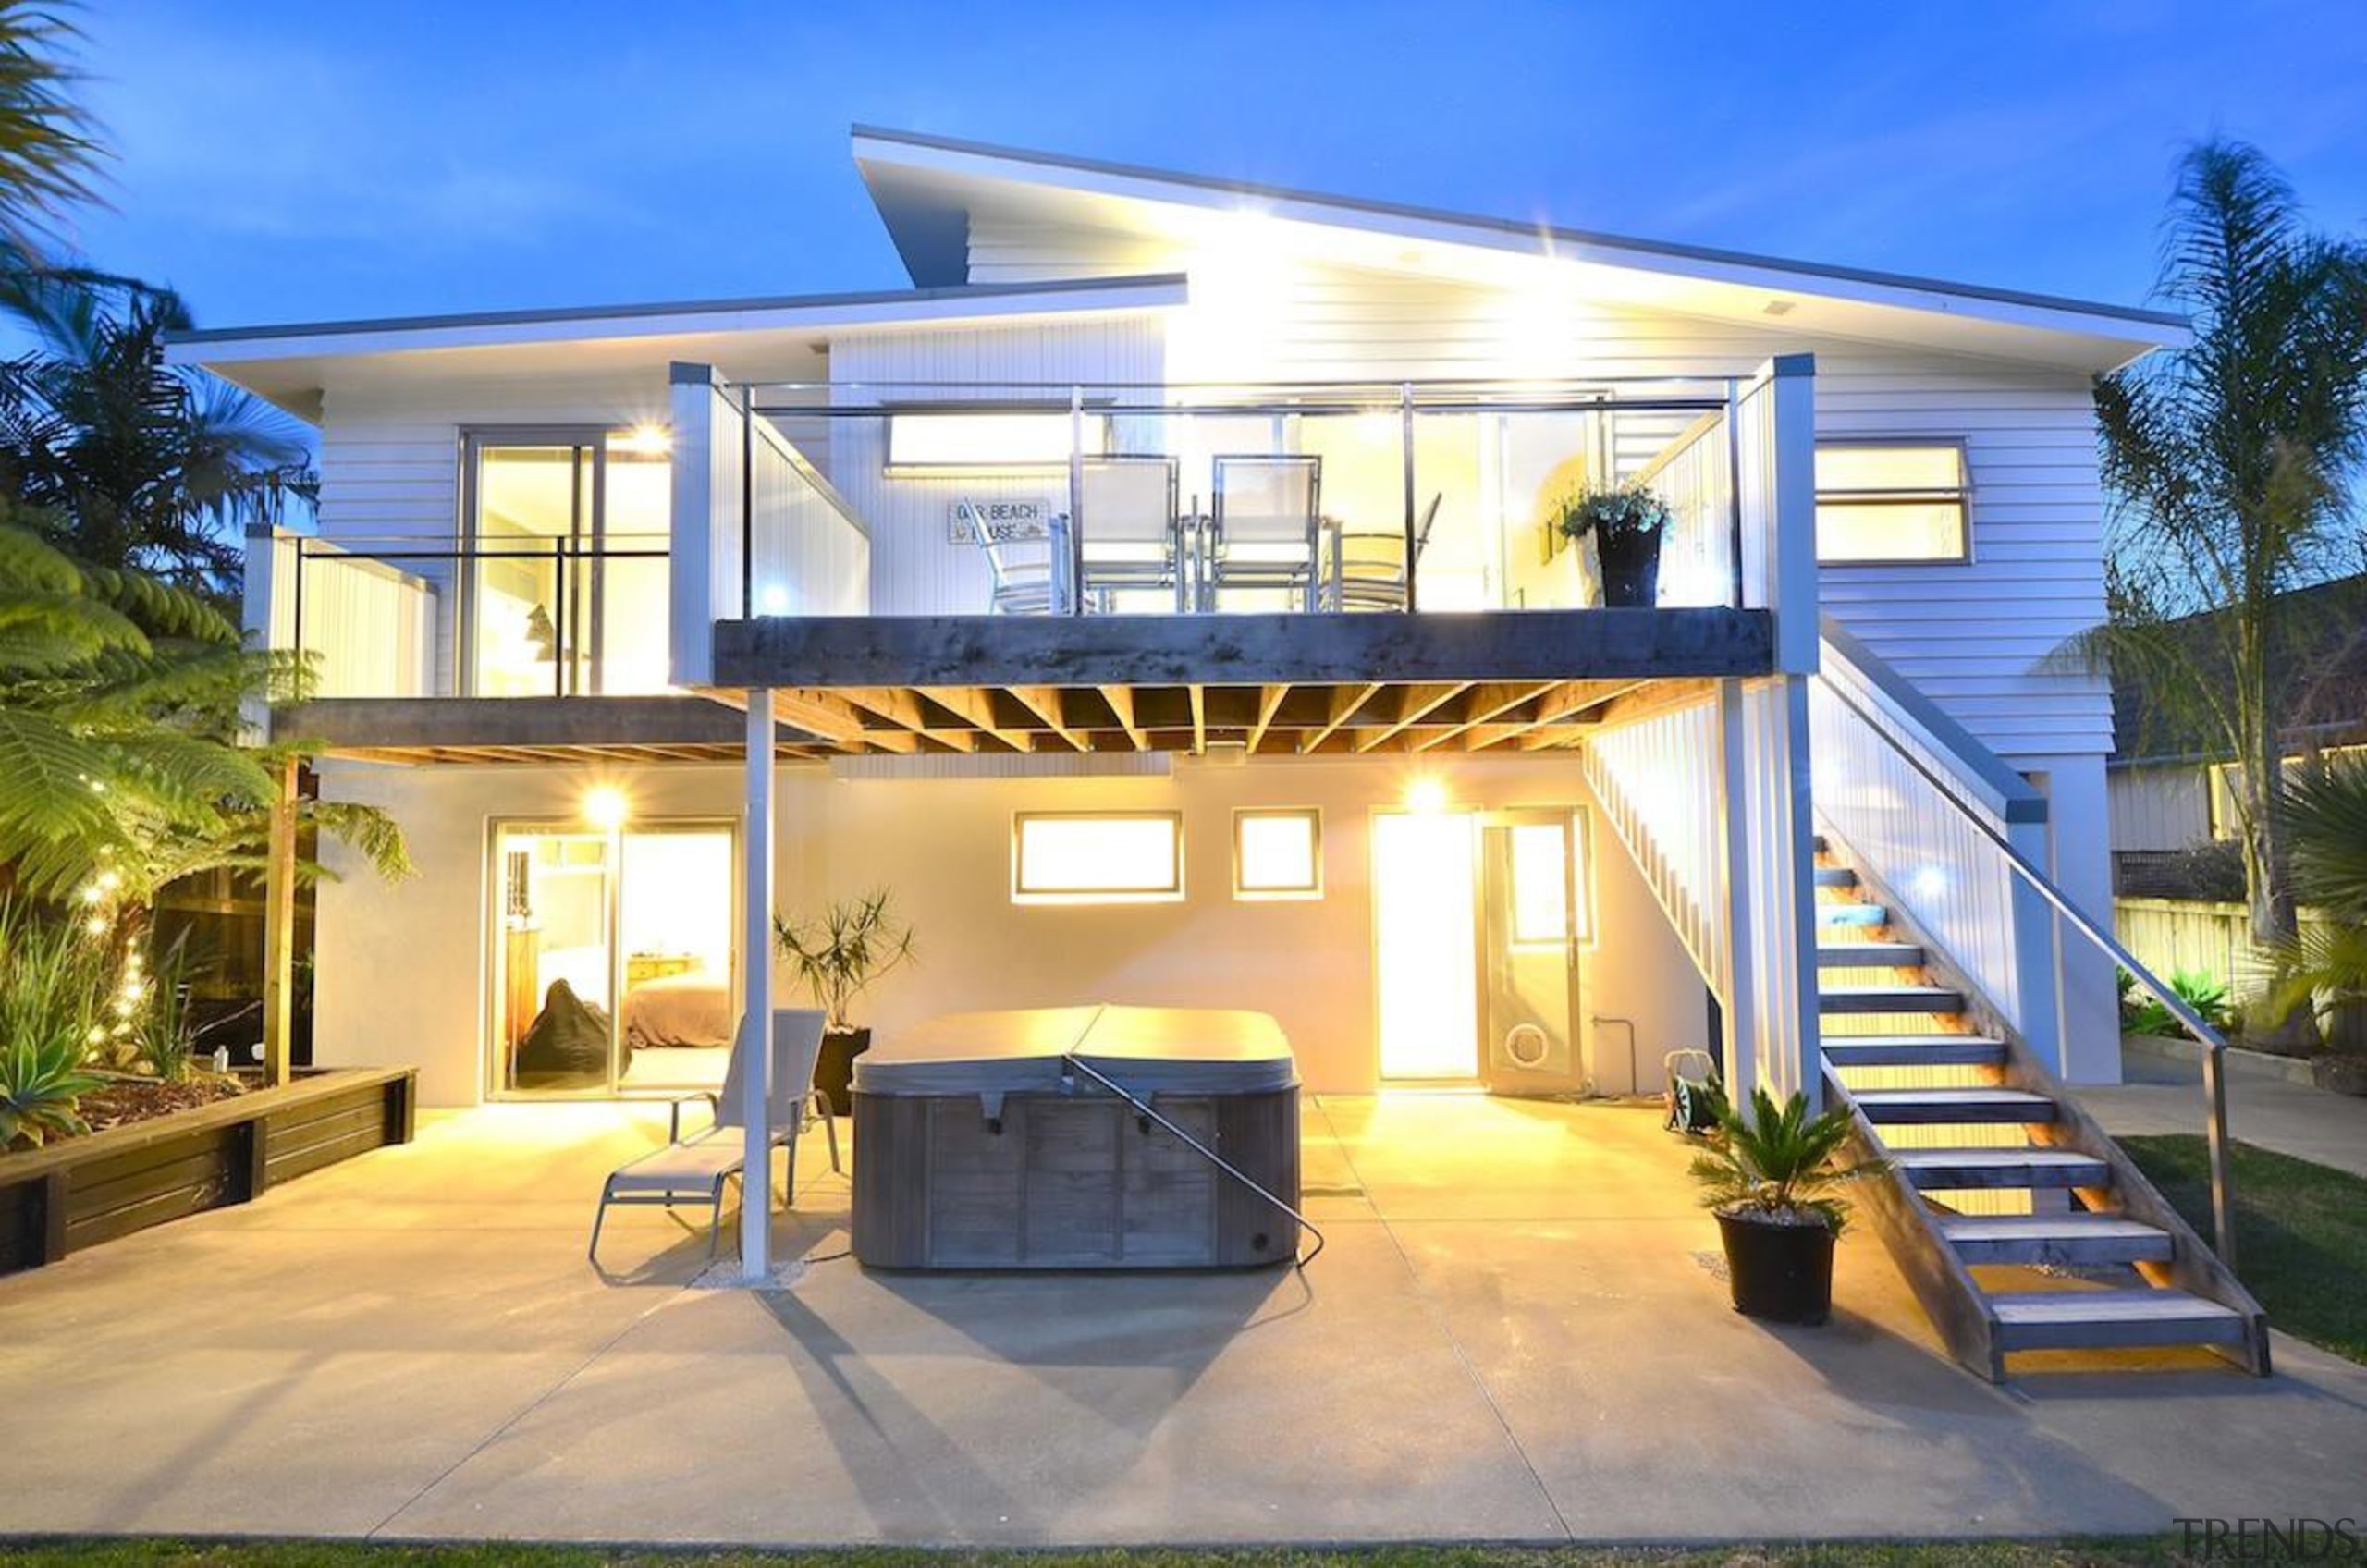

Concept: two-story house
[[169, 128, 2266, 1377]]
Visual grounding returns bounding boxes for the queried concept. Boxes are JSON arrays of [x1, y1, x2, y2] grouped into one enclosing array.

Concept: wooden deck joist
[[277, 674, 1701, 764]]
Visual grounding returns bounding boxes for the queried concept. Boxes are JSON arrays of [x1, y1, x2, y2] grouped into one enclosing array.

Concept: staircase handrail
[[1812, 668, 2241, 1266]]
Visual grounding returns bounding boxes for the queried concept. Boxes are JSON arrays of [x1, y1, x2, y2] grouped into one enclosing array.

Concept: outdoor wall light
[[616, 423, 672, 457], [583, 785, 631, 832], [1404, 777, 1451, 815]]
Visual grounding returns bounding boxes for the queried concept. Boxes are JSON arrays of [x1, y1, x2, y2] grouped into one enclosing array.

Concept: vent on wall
[[828, 753, 1174, 782]]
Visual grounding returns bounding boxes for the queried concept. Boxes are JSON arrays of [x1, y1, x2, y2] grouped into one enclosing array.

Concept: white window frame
[[1233, 807, 1324, 901], [1812, 439, 1971, 567], [1011, 810, 1184, 904], [885, 407, 1113, 474]]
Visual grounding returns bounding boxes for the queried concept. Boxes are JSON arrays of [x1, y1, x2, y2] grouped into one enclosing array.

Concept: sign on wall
[[947, 499, 1060, 545]]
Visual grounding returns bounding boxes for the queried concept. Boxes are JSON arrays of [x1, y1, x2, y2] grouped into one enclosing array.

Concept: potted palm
[[1557, 483, 1673, 607], [772, 890, 915, 1114], [1689, 1086, 1889, 1324]]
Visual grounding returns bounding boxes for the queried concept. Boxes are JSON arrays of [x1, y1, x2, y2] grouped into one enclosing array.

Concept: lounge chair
[[588, 1007, 837, 1265]]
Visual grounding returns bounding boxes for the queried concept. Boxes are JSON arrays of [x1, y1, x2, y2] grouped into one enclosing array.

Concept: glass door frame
[[1476, 805, 1591, 1094], [481, 813, 743, 1103], [458, 426, 615, 698]]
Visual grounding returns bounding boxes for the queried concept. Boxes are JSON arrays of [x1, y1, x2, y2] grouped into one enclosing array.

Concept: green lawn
[[2118, 1134, 2367, 1364], [0, 1545, 2257, 1568]]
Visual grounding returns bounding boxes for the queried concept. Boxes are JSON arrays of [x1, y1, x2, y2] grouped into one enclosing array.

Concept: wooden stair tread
[[1816, 942, 1926, 967], [1822, 1035, 2005, 1066], [1851, 1087, 2057, 1123], [1812, 866, 1858, 887], [1892, 1147, 2109, 1188], [1989, 1289, 2249, 1351], [1939, 1214, 2172, 1265], [1819, 985, 1966, 1013]]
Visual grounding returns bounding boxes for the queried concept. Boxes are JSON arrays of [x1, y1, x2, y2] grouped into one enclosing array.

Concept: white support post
[[739, 689, 776, 1280], [1717, 680, 1760, 1106], [1771, 675, 1823, 1108]]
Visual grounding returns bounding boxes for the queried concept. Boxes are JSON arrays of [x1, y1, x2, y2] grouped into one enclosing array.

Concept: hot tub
[[850, 1004, 1301, 1269]]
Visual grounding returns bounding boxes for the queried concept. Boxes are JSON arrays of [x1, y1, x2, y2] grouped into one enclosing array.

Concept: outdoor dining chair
[[1329, 492, 1442, 612], [1207, 454, 1323, 611], [955, 497, 1066, 614], [587, 1007, 835, 1266], [1073, 455, 1184, 612]]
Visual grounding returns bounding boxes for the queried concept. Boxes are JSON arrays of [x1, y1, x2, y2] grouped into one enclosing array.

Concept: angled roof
[[163, 274, 1187, 417], [853, 125, 2187, 372]]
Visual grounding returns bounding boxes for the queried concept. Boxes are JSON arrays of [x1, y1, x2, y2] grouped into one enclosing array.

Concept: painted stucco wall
[[312, 752, 1711, 1108]]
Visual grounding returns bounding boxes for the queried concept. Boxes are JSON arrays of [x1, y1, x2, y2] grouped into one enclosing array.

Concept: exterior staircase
[[1812, 832, 2271, 1380]]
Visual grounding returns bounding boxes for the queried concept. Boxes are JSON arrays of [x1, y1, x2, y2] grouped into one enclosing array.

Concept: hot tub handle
[[1062, 1053, 1326, 1268]]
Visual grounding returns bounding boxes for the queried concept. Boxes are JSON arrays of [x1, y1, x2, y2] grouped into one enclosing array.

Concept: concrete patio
[[1, 1093, 2362, 1546]]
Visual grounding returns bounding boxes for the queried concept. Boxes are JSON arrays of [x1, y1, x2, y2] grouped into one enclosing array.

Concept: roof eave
[[162, 274, 1190, 368], [851, 125, 2189, 357]]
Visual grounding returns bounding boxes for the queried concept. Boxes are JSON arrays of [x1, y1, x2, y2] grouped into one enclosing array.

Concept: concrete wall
[[313, 751, 1711, 1108]]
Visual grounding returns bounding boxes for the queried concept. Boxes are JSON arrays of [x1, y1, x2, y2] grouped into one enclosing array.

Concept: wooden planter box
[[0, 1066, 416, 1276]]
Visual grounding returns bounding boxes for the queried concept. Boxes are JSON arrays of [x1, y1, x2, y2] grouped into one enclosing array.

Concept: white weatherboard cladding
[[313, 372, 676, 690], [967, 224, 2112, 764], [825, 314, 1165, 617]]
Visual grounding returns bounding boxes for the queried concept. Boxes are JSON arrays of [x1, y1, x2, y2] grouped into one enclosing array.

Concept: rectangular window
[[1813, 444, 1968, 564], [1234, 808, 1322, 900], [1012, 812, 1184, 902], [887, 410, 1111, 472]]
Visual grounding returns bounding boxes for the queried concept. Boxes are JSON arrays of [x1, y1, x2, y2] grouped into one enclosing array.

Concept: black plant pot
[[1596, 528, 1664, 607], [1716, 1209, 1836, 1324], [816, 1026, 871, 1116]]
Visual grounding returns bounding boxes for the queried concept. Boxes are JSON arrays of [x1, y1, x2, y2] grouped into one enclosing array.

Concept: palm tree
[[0, 2, 103, 255], [0, 272, 315, 599], [2096, 141, 2367, 1042]]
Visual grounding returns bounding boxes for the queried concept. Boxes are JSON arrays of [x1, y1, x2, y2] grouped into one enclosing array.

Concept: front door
[[1371, 809, 1482, 1082], [1478, 810, 1587, 1096]]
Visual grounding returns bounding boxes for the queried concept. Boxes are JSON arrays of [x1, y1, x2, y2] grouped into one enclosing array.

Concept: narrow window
[[1012, 812, 1184, 903], [887, 410, 1110, 472], [1234, 808, 1322, 900], [1813, 444, 1968, 564]]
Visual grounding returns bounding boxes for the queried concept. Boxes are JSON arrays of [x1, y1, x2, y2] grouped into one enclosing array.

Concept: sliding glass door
[[491, 820, 737, 1098], [463, 430, 671, 697]]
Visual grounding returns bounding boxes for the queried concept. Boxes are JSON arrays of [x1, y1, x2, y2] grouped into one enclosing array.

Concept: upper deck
[[251, 363, 1815, 758]]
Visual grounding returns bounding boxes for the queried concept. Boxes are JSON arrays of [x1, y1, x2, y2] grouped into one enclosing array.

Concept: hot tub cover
[[853, 1003, 1296, 1099]]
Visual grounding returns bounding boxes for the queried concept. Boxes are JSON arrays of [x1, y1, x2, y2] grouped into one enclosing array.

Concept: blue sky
[[65, 0, 2367, 331]]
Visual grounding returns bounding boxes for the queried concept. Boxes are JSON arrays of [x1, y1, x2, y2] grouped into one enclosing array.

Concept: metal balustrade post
[[1400, 383, 1417, 615], [2205, 1047, 2238, 1271], [549, 539, 568, 698], [1068, 386, 1085, 616]]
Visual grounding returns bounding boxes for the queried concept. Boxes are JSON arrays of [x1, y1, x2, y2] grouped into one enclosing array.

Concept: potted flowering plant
[[1557, 484, 1674, 606], [1689, 1086, 1889, 1324]]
